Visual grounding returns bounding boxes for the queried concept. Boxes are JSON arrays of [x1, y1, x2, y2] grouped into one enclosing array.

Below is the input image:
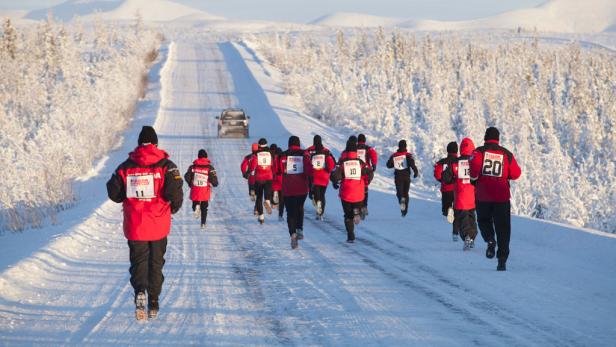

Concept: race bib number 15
[[193, 172, 209, 187], [482, 152, 504, 177], [126, 174, 155, 199], [286, 156, 304, 174]]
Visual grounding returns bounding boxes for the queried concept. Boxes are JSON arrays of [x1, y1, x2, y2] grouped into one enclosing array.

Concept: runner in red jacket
[[357, 134, 377, 219], [386, 140, 419, 217], [470, 127, 522, 271], [106, 126, 183, 321], [337, 135, 357, 163], [241, 143, 258, 204], [184, 149, 219, 230], [441, 138, 478, 251], [270, 144, 285, 221], [331, 141, 374, 243], [249, 138, 278, 224], [278, 135, 311, 249], [434, 142, 458, 228], [307, 135, 336, 220]]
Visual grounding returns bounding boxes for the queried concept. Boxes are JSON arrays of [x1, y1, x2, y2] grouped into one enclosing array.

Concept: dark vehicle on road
[[217, 108, 249, 138]]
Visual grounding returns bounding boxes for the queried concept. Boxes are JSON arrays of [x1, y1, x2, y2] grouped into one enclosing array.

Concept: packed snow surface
[[0, 34, 615, 345]]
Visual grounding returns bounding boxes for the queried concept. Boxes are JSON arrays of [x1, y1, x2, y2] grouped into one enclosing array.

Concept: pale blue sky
[[1, 0, 546, 22]]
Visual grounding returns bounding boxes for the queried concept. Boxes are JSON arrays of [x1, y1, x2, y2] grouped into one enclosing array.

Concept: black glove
[[333, 182, 340, 190], [372, 165, 377, 172], [171, 205, 181, 214], [242, 171, 249, 179]]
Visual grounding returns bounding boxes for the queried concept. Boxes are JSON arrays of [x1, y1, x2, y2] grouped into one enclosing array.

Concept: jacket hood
[[460, 137, 476, 156], [129, 144, 169, 166], [193, 157, 211, 166], [346, 152, 359, 159]]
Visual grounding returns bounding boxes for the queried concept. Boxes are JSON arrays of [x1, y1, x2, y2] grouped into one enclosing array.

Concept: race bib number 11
[[286, 156, 304, 174], [126, 174, 155, 199]]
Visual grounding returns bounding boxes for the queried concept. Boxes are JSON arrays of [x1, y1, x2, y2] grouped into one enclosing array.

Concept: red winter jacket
[[106, 144, 183, 241], [249, 148, 277, 182], [450, 138, 476, 210], [308, 148, 336, 187], [241, 153, 256, 185], [278, 146, 311, 196], [434, 154, 457, 192], [470, 140, 522, 202], [184, 158, 218, 202], [331, 152, 374, 203]]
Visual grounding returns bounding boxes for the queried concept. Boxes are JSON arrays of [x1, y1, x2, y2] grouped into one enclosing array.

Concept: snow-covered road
[[0, 39, 615, 346]]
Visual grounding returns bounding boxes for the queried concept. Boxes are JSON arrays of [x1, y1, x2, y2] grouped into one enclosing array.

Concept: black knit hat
[[348, 135, 357, 145], [347, 142, 358, 152], [270, 143, 278, 152], [358, 134, 366, 143], [447, 141, 458, 154], [288, 135, 300, 147], [138, 126, 158, 145], [398, 140, 407, 150], [313, 134, 322, 146], [198, 149, 207, 158], [258, 138, 268, 147], [484, 127, 500, 141]]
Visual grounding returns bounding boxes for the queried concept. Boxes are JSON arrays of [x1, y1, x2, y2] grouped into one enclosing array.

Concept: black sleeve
[[386, 155, 394, 169], [363, 165, 374, 185], [163, 161, 183, 214], [441, 164, 454, 184], [209, 165, 219, 187], [106, 167, 125, 203], [184, 166, 194, 188], [408, 155, 419, 178]]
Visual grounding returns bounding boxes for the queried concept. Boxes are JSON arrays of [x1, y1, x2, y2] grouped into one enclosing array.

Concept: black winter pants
[[363, 186, 369, 207], [476, 201, 511, 262], [395, 176, 410, 214], [128, 237, 167, 301], [441, 191, 454, 216], [313, 185, 328, 215], [192, 201, 209, 225], [275, 190, 285, 217], [454, 209, 478, 240], [342, 200, 363, 241], [254, 180, 272, 216], [284, 194, 307, 236]]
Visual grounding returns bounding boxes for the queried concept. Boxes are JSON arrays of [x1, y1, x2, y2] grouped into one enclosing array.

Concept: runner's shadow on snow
[[218, 42, 289, 139]]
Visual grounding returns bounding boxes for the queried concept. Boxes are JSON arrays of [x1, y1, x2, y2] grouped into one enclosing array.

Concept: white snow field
[[0, 36, 615, 346]]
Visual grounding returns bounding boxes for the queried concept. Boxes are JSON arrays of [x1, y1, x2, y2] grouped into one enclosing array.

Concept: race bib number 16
[[482, 152, 504, 177], [126, 174, 155, 199]]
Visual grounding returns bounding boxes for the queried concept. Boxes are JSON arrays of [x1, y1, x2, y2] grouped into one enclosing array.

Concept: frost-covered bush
[[249, 30, 616, 233], [0, 18, 161, 231]]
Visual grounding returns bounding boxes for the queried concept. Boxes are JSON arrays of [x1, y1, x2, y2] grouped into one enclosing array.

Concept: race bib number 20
[[482, 152, 504, 177], [126, 174, 155, 199]]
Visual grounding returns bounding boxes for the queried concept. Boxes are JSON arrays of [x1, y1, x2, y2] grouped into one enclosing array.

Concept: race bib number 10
[[393, 155, 407, 170], [193, 172, 209, 187], [286, 156, 304, 174], [343, 160, 361, 180], [482, 152, 504, 177], [312, 154, 325, 170], [126, 174, 155, 199]]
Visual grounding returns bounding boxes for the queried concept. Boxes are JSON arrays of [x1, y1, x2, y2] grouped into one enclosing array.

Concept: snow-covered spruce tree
[[0, 18, 161, 232], [249, 30, 616, 233]]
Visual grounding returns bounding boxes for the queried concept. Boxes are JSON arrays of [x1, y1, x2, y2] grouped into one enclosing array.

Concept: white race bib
[[193, 172, 209, 187], [343, 160, 361, 180], [286, 156, 304, 174], [126, 174, 155, 199], [257, 152, 272, 167], [458, 160, 470, 184], [357, 149, 367, 162], [482, 152, 504, 177], [393, 155, 407, 170], [312, 154, 325, 170]]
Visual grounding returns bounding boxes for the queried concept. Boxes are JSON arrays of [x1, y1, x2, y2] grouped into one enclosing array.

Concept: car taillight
[[243, 120, 248, 126]]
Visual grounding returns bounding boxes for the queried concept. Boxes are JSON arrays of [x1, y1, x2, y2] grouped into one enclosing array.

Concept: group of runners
[[106, 125, 521, 321]]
